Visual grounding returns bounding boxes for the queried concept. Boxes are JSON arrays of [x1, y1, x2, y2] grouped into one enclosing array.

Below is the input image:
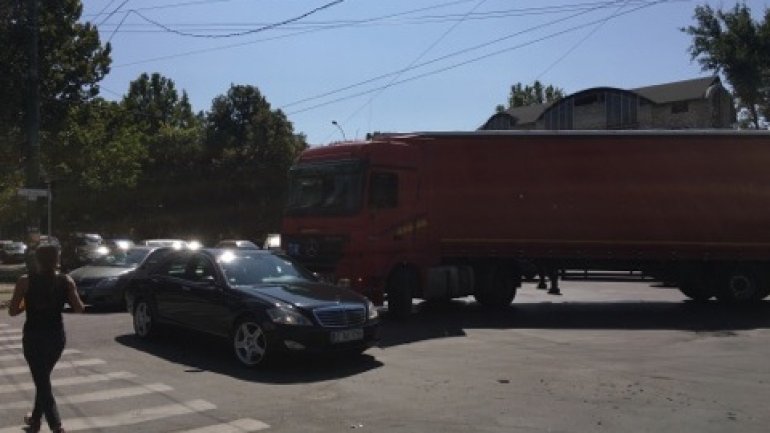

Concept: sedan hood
[[69, 266, 134, 281], [240, 282, 367, 309]]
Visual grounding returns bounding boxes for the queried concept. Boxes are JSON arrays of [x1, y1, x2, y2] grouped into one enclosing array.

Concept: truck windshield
[[286, 160, 364, 216]]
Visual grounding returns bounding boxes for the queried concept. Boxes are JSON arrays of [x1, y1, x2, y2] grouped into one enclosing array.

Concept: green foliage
[[53, 100, 146, 191], [0, 0, 111, 133], [0, 0, 110, 237], [683, 4, 770, 128], [205, 84, 307, 171], [504, 80, 565, 110]]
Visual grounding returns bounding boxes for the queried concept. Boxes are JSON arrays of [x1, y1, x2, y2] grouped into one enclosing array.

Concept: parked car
[[126, 248, 379, 367], [215, 239, 260, 250], [61, 232, 107, 271], [68, 246, 162, 308], [105, 238, 135, 252], [140, 239, 187, 250], [0, 241, 26, 264]]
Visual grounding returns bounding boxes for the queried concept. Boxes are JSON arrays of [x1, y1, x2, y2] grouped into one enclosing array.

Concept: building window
[[671, 101, 689, 114]]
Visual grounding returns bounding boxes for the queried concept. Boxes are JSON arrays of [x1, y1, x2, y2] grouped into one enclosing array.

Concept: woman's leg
[[24, 333, 65, 430]]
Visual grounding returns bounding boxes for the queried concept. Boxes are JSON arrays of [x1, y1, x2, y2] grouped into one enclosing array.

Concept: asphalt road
[[1, 279, 770, 433]]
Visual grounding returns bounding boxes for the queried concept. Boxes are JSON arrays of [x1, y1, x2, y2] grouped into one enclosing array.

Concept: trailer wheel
[[474, 265, 516, 308], [716, 266, 765, 303], [387, 267, 416, 318]]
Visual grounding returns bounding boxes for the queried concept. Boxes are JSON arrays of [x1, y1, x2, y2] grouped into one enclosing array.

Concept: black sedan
[[125, 248, 379, 367], [69, 246, 160, 307]]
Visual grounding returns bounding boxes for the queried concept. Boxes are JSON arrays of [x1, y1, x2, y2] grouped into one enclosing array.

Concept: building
[[481, 76, 735, 131]]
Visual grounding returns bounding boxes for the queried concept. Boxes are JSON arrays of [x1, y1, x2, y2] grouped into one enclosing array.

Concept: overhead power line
[[98, 0, 664, 33], [112, 0, 473, 67], [281, 0, 638, 111], [130, 0, 345, 38], [285, 0, 675, 116]]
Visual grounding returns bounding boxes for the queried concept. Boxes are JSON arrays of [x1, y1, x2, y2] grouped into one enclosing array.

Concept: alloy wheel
[[233, 321, 267, 367]]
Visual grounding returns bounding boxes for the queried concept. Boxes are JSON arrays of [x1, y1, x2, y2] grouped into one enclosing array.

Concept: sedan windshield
[[218, 253, 315, 286], [90, 248, 151, 268]]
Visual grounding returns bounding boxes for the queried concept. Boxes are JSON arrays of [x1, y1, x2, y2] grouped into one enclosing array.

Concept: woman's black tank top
[[23, 273, 67, 334]]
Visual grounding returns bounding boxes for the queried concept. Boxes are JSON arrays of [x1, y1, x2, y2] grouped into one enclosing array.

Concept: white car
[[140, 239, 187, 250]]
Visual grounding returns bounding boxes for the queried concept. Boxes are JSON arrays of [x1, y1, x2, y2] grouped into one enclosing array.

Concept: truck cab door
[[367, 167, 426, 257]]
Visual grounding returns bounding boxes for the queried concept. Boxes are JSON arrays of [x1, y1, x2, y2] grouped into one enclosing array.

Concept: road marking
[[0, 399, 217, 432], [0, 358, 105, 376], [0, 324, 8, 327], [0, 344, 21, 350], [0, 335, 21, 343], [0, 329, 20, 335], [0, 371, 136, 394], [175, 418, 271, 433], [0, 383, 173, 410], [0, 349, 80, 362]]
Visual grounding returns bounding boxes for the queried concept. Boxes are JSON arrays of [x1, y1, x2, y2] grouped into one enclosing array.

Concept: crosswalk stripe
[[0, 349, 80, 362], [0, 324, 7, 328], [0, 399, 217, 432], [0, 344, 21, 350], [0, 329, 20, 335], [0, 383, 173, 409], [0, 335, 21, 343], [0, 358, 105, 376], [174, 418, 271, 433], [0, 371, 136, 394]]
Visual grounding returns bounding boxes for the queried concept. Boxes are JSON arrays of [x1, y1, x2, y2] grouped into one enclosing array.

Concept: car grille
[[313, 305, 366, 328]]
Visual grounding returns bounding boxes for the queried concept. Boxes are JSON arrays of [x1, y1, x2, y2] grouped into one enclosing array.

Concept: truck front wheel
[[716, 265, 766, 303], [474, 264, 516, 308]]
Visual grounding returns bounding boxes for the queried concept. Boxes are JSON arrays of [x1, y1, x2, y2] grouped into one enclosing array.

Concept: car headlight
[[96, 277, 119, 288], [366, 299, 379, 320], [267, 304, 312, 326]]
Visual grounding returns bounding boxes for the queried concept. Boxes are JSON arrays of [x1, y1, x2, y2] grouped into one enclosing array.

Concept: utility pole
[[25, 0, 41, 236]]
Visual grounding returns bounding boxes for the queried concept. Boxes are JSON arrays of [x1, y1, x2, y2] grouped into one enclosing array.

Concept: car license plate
[[330, 328, 364, 343]]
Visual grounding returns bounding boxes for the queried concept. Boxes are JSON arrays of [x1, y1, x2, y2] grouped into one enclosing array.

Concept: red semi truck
[[280, 130, 770, 316]]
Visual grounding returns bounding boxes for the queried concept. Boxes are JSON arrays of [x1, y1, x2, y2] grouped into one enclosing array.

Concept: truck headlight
[[267, 304, 312, 326]]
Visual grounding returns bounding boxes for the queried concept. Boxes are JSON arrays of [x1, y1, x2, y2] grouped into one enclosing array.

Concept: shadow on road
[[114, 331, 383, 384], [377, 299, 770, 348]]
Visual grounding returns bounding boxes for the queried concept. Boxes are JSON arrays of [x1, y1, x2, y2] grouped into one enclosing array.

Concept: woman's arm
[[64, 275, 85, 313], [8, 275, 29, 316]]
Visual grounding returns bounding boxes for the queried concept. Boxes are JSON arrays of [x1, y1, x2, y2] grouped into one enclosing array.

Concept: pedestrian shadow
[[377, 298, 770, 348], [114, 331, 382, 384]]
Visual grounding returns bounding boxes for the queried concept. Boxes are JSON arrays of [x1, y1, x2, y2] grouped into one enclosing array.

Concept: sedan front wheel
[[133, 300, 156, 339], [233, 319, 270, 368]]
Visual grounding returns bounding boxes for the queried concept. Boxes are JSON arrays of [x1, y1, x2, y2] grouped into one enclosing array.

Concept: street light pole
[[331, 120, 347, 141]]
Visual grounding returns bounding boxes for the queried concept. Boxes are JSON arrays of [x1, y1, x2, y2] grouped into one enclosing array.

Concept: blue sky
[[82, 0, 769, 145]]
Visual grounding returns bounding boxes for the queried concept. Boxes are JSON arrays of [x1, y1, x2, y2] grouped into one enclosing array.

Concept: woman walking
[[8, 244, 85, 433]]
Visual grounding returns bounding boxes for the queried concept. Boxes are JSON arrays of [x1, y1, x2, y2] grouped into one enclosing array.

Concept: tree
[[205, 84, 307, 169], [0, 0, 111, 135], [501, 80, 565, 111], [683, 4, 770, 128], [122, 73, 197, 134], [0, 0, 111, 236], [121, 73, 202, 167]]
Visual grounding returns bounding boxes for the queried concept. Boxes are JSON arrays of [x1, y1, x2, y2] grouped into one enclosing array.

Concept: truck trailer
[[281, 130, 770, 316]]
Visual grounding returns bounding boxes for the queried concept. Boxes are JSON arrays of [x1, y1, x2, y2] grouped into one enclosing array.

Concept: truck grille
[[313, 305, 366, 328]]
